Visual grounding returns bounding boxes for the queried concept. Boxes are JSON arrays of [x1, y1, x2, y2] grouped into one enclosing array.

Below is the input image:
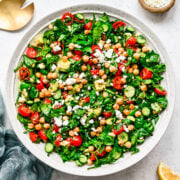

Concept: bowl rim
[[4, 3, 175, 176]]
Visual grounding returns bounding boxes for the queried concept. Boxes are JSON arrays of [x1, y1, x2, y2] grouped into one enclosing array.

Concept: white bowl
[[5, 4, 175, 176]]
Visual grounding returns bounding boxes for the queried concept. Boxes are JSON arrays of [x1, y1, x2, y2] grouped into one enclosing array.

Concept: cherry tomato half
[[19, 67, 30, 80], [91, 45, 102, 57], [112, 21, 126, 30], [84, 96, 90, 103], [53, 104, 63, 110], [40, 76, 48, 84], [140, 68, 152, 79], [90, 153, 96, 161], [112, 126, 124, 135], [63, 91, 68, 99], [36, 82, 45, 91], [38, 130, 48, 142], [26, 47, 37, 59], [61, 12, 74, 25], [84, 21, 93, 30], [29, 132, 38, 142], [127, 36, 136, 46], [66, 137, 73, 148], [96, 148, 106, 157], [18, 104, 31, 117], [103, 111, 112, 119], [53, 125, 60, 133], [43, 98, 51, 104], [72, 55, 81, 61], [154, 88, 167, 96], [30, 112, 39, 125], [55, 135, 62, 147], [91, 69, 99, 75], [72, 136, 82, 147], [74, 17, 85, 23], [74, 50, 83, 56], [113, 76, 122, 90]]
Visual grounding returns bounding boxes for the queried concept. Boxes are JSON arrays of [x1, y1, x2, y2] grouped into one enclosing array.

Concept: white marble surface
[[0, 0, 180, 179]]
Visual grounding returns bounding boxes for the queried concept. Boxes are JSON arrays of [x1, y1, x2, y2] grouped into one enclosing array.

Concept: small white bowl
[[4, 4, 175, 176]]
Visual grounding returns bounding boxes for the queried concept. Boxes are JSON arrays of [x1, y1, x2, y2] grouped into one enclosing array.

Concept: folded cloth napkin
[[0, 91, 53, 180]]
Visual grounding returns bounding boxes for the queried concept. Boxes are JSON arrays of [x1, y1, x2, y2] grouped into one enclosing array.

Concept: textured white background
[[0, 0, 180, 179]]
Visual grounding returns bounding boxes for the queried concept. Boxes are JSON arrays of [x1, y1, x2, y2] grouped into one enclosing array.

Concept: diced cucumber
[[75, 160, 82, 166], [143, 79, 152, 84], [137, 35, 146, 44], [102, 24, 109, 32], [75, 13, 84, 20], [127, 116, 135, 122], [112, 152, 121, 160], [127, 26, 135, 32], [117, 132, 128, 143], [45, 143, 54, 153], [53, 90, 61, 99], [142, 107, 150, 116], [151, 102, 161, 113], [140, 52, 146, 58], [26, 100, 34, 105], [124, 86, 135, 98], [79, 155, 87, 164], [106, 118, 113, 125], [139, 92, 146, 99]]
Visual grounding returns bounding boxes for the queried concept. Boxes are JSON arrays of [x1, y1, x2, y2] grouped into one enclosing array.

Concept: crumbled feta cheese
[[89, 119, 94, 124], [96, 91, 100, 96], [106, 39, 111, 44], [68, 26, 71, 31], [80, 115, 87, 126], [110, 83, 113, 86], [51, 64, 57, 71], [38, 63, 45, 69], [123, 85, 128, 88], [123, 124, 129, 132], [74, 132, 78, 136], [65, 78, 76, 85], [94, 50, 105, 63], [54, 117, 63, 127], [63, 120, 69, 126], [18, 96, 26, 103], [115, 110, 123, 119], [96, 79, 104, 84], [87, 86, 91, 90], [73, 73, 79, 78], [79, 72, 86, 79], [93, 75, 98, 79], [67, 105, 72, 113], [53, 45, 61, 52], [36, 79, 40, 83], [105, 49, 114, 58], [123, 75, 128, 79], [83, 105, 90, 110], [108, 132, 116, 137], [73, 105, 82, 112], [75, 96, 80, 100], [98, 43, 103, 49], [115, 56, 126, 63], [98, 116, 103, 120], [91, 127, 98, 132], [74, 44, 82, 48]]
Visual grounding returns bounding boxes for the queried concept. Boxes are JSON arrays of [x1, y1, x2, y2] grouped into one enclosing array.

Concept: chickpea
[[39, 91, 45, 98], [69, 130, 74, 137], [81, 65, 87, 71], [34, 98, 40, 103], [96, 133, 100, 137], [100, 119, 106, 125], [68, 43, 75, 50], [66, 111, 72, 116], [39, 117, 45, 124], [116, 98, 124, 105], [102, 74, 107, 80], [109, 66, 117, 73], [97, 126, 103, 133], [128, 68, 133, 73], [87, 159, 93, 166], [88, 146, 95, 152], [52, 72, 58, 79], [129, 104, 135, 110], [48, 24, 54, 30], [82, 79, 88, 85], [99, 40, 105, 45], [59, 83, 64, 89], [135, 111, 142, 117], [125, 141, 132, 148], [74, 127, 80, 133], [79, 83, 83, 89], [133, 69, 139, 75], [67, 51, 73, 58], [103, 92, 108, 98], [79, 101, 83, 106], [120, 78, 126, 84], [128, 125, 134, 131], [105, 146, 112, 152], [112, 45, 116, 49], [84, 30, 90, 35], [99, 69, 105, 76], [63, 116, 69, 121], [119, 47, 124, 53], [113, 104, 120, 110], [140, 84, 147, 92], [67, 85, 73, 90], [82, 55, 89, 62], [35, 72, 41, 78], [28, 123, 34, 129], [75, 77, 80, 83], [47, 72, 53, 79], [142, 46, 149, 53], [45, 90, 51, 97], [116, 43, 121, 49], [136, 48, 141, 53], [104, 62, 110, 68], [90, 131, 96, 136], [123, 109, 130, 116], [92, 58, 98, 64], [133, 53, 140, 60], [44, 123, 50, 129], [132, 64, 138, 69], [62, 56, 68, 62], [35, 124, 42, 131], [75, 86, 81, 92], [104, 44, 110, 50], [123, 51, 128, 57], [118, 140, 124, 146]]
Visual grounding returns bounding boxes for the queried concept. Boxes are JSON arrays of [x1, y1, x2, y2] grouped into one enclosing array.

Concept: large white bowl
[[5, 4, 175, 176]]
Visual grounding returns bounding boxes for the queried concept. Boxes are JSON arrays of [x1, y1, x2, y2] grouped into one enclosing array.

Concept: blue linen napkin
[[0, 91, 53, 180]]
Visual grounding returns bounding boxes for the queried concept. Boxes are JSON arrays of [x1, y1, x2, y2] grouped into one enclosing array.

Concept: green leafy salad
[[15, 12, 168, 168]]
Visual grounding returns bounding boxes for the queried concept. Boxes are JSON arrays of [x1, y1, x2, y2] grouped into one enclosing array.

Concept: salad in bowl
[[15, 12, 168, 168]]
